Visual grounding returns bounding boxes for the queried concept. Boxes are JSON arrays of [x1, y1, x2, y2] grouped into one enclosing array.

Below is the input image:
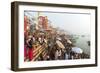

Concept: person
[[58, 49, 62, 60], [27, 36, 33, 48], [55, 49, 62, 60], [74, 53, 79, 59], [32, 35, 35, 44], [38, 37, 43, 45], [28, 47, 33, 61], [69, 51, 74, 59], [27, 38, 33, 61], [46, 54, 50, 60], [37, 54, 43, 61], [55, 49, 59, 60], [49, 48, 55, 60], [62, 49, 68, 60], [24, 36, 28, 61], [65, 53, 69, 60], [43, 38, 47, 44], [71, 47, 83, 59]]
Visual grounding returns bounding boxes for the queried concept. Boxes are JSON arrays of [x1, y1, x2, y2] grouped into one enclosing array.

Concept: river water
[[72, 35, 90, 55]]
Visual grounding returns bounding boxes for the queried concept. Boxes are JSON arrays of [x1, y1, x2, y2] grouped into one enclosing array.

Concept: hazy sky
[[24, 11, 91, 35]]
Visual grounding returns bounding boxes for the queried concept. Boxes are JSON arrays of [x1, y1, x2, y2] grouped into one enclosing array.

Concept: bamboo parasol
[[56, 40, 65, 49]]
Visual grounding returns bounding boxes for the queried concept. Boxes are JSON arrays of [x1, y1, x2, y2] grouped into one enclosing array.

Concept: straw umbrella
[[56, 40, 65, 49]]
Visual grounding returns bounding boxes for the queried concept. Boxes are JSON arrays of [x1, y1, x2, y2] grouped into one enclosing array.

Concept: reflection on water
[[71, 35, 90, 55]]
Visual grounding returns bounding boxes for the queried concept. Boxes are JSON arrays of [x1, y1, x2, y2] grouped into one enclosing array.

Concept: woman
[[27, 38, 33, 61]]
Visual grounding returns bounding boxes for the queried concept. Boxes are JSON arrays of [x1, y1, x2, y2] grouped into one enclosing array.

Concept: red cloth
[[28, 48, 33, 61]]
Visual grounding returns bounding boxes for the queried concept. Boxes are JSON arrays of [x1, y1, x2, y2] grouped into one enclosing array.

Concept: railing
[[32, 43, 47, 61]]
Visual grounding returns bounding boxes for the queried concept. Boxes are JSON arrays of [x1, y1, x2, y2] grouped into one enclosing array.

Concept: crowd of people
[[24, 31, 90, 62]]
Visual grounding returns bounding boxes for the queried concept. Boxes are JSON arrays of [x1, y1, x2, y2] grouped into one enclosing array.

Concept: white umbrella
[[72, 47, 83, 54]]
